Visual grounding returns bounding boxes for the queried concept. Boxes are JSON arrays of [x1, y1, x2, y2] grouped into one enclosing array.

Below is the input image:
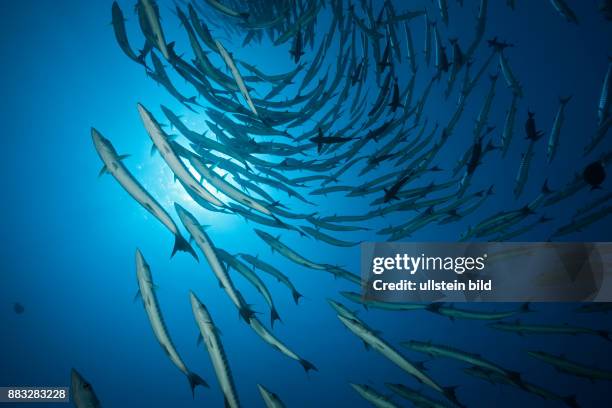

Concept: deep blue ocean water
[[1, 0, 612, 407]]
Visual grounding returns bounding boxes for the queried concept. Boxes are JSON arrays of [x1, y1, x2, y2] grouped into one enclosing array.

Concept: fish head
[[71, 369, 100, 407], [91, 128, 118, 158], [174, 203, 197, 228], [189, 291, 213, 325], [134, 248, 151, 280]]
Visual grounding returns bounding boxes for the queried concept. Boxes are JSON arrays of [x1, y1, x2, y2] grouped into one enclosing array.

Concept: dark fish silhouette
[[377, 40, 391, 71], [466, 137, 484, 175], [583, 161, 606, 189], [383, 174, 411, 202], [310, 128, 354, 153], [525, 110, 545, 141], [487, 36, 514, 52], [13, 302, 24, 314], [388, 80, 402, 112], [290, 28, 305, 63]]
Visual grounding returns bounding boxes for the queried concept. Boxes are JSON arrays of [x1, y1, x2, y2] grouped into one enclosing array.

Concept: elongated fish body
[[238, 254, 303, 304], [215, 40, 258, 117], [149, 52, 200, 111], [474, 74, 498, 138], [257, 384, 286, 408], [501, 94, 519, 156], [274, 3, 320, 46], [341, 291, 427, 311], [135, 250, 208, 394], [514, 141, 535, 198], [549, 0, 579, 24], [71, 369, 101, 408], [423, 16, 432, 67], [111, 2, 144, 64], [404, 23, 417, 73], [137, 104, 223, 208], [432, 23, 448, 73], [547, 96, 572, 163], [175, 204, 254, 322], [204, 0, 249, 20], [328, 299, 361, 320], [229, 205, 303, 236], [528, 351, 612, 381], [91, 128, 196, 259], [187, 154, 272, 216], [217, 249, 281, 326], [299, 33, 329, 92], [428, 303, 529, 320], [488, 321, 611, 341], [499, 51, 523, 98], [550, 205, 612, 238], [300, 226, 361, 247], [336, 315, 461, 404], [437, 0, 449, 26], [573, 191, 612, 217], [585, 114, 612, 154], [137, 0, 169, 60], [351, 383, 399, 408], [576, 302, 612, 313], [248, 315, 317, 372], [187, 4, 217, 50], [404, 340, 519, 380], [189, 292, 240, 408], [493, 216, 550, 241], [175, 7, 208, 70], [255, 229, 328, 271], [386, 383, 447, 408], [599, 58, 612, 126], [463, 366, 578, 407]]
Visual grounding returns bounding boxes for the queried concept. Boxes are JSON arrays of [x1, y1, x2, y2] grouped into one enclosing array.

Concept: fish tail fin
[[443, 386, 464, 408], [597, 330, 612, 342], [270, 307, 281, 327], [425, 302, 441, 313], [186, 95, 200, 105], [239, 305, 255, 322], [187, 372, 209, 397], [167, 41, 175, 56], [292, 289, 303, 305], [507, 371, 524, 387], [172, 234, 199, 261], [520, 205, 535, 216], [520, 302, 533, 313], [563, 395, 580, 408], [541, 179, 552, 195], [560, 95, 573, 105], [299, 359, 317, 373]]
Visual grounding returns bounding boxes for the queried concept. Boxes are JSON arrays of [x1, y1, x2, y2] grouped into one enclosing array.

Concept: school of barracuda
[[80, 0, 612, 406]]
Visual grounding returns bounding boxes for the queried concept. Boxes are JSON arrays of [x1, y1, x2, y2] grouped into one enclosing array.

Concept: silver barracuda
[[190, 291, 240, 408], [137, 103, 224, 208], [91, 128, 197, 259], [135, 250, 208, 395], [175, 204, 254, 321], [257, 384, 286, 408]]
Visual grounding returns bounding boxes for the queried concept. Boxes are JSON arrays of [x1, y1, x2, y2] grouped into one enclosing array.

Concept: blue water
[[1, 0, 611, 407]]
